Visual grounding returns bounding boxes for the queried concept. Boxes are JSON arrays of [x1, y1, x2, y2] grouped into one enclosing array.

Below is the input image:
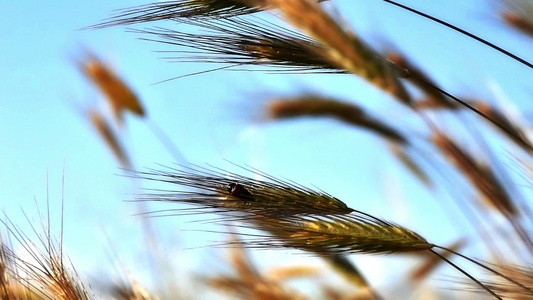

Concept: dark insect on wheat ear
[[227, 183, 255, 200]]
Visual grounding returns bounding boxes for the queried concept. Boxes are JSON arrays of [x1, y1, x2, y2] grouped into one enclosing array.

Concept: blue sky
[[1, 0, 532, 297]]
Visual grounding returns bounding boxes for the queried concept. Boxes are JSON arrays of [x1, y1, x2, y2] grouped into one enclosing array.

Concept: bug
[[227, 183, 254, 200]]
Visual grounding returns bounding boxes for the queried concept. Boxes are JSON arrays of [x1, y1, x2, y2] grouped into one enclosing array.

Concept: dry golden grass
[[4, 0, 533, 299], [88, 109, 132, 168], [205, 236, 308, 300], [80, 56, 145, 124], [266, 96, 406, 144], [264, 0, 411, 104], [503, 12, 533, 37]]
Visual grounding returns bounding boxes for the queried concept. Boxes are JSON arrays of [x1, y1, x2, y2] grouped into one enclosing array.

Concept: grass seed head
[[111, 282, 154, 300], [81, 56, 145, 122], [206, 236, 308, 300], [471, 100, 533, 154], [134, 18, 343, 73], [89, 110, 132, 168], [386, 52, 456, 109], [91, 0, 257, 29], [265, 0, 411, 104], [267, 96, 407, 144], [432, 131, 517, 216], [244, 214, 433, 255], [139, 166, 433, 255], [502, 12, 533, 38], [138, 165, 354, 216]]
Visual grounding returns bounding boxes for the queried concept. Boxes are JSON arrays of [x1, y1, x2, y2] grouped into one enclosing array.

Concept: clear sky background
[[1, 0, 532, 298]]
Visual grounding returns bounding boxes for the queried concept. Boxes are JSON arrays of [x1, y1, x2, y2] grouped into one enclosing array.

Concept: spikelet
[[267, 96, 407, 144], [110, 282, 154, 300], [322, 254, 383, 300], [265, 265, 320, 282], [238, 214, 433, 255], [322, 286, 376, 300], [133, 18, 341, 73], [388, 143, 432, 187], [503, 12, 533, 37], [485, 266, 533, 300], [0, 245, 38, 300], [462, 264, 533, 299], [80, 55, 145, 123], [432, 131, 517, 216], [432, 131, 533, 250], [0, 242, 17, 300], [266, 96, 430, 186], [138, 164, 353, 216], [470, 100, 533, 155], [499, 0, 533, 39], [88, 109, 132, 168], [386, 52, 456, 109], [138, 165, 433, 255], [92, 0, 258, 29], [264, 0, 411, 104], [206, 235, 308, 300], [90, 0, 329, 29], [1, 215, 93, 300]]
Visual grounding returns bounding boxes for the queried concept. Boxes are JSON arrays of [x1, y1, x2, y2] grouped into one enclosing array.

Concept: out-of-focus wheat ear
[[207, 276, 308, 300], [410, 239, 465, 282], [88, 109, 132, 169], [79, 55, 145, 123], [205, 235, 308, 300], [432, 245, 533, 297], [0, 242, 16, 300], [322, 254, 383, 300], [432, 131, 517, 215], [470, 100, 533, 155], [472, 264, 533, 299], [499, 0, 533, 40], [110, 282, 154, 300], [432, 131, 533, 251], [322, 286, 376, 300], [267, 96, 407, 144], [227, 234, 260, 280], [265, 265, 321, 282], [388, 143, 432, 187], [264, 0, 411, 105], [1, 213, 94, 300], [386, 52, 457, 110], [0, 242, 37, 300], [503, 12, 533, 37], [429, 250, 503, 299]]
